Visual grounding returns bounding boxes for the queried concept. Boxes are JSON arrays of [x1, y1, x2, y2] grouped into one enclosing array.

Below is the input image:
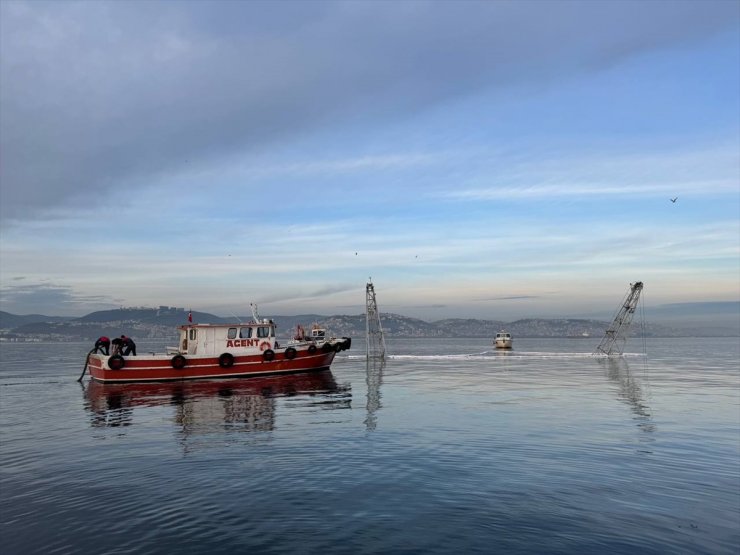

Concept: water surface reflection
[[84, 370, 351, 432], [365, 357, 386, 431], [603, 358, 656, 439]]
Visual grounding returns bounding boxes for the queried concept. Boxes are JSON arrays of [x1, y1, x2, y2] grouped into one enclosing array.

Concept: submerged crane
[[594, 281, 644, 357], [365, 280, 387, 359]]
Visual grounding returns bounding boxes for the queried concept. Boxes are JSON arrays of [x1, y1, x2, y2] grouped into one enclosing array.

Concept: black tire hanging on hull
[[219, 353, 235, 368]]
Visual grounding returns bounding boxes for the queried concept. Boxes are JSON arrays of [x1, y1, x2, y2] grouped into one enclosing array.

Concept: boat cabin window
[[256, 326, 271, 338], [239, 327, 252, 339], [189, 329, 197, 340], [227, 328, 237, 339]]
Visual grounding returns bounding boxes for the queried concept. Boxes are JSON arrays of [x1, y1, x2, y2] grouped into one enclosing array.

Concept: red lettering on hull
[[226, 339, 259, 348]]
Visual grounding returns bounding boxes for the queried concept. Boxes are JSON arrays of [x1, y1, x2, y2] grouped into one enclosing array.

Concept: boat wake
[[0, 380, 71, 387], [347, 351, 646, 361]]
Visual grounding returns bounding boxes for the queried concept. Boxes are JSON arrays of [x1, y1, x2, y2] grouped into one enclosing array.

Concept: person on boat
[[110, 337, 123, 355], [93, 336, 110, 355], [121, 335, 137, 356]]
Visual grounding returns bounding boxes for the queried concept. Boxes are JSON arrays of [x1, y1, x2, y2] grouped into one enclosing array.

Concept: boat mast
[[365, 280, 387, 359], [250, 303, 261, 323], [594, 281, 644, 356]]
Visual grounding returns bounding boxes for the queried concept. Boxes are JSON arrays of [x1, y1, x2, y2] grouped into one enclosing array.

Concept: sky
[[1, 0, 739, 321]]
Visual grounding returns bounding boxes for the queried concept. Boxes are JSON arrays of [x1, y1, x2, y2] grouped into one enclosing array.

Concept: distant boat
[[494, 330, 513, 350]]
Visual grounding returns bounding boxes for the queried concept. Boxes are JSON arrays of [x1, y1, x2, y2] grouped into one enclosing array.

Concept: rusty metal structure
[[365, 280, 387, 359], [594, 281, 644, 356]]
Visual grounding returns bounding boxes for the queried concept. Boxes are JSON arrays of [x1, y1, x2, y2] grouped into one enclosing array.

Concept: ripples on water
[[0, 338, 738, 554]]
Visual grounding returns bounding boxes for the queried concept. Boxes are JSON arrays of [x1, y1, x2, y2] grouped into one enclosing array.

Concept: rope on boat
[[77, 348, 95, 382]]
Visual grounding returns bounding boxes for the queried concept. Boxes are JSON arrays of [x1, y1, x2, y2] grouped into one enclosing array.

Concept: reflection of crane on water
[[594, 281, 645, 357], [365, 357, 385, 432], [604, 358, 655, 437]]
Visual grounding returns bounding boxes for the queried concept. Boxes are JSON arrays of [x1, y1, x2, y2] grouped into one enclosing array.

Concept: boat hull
[[494, 338, 513, 349], [87, 349, 337, 383]]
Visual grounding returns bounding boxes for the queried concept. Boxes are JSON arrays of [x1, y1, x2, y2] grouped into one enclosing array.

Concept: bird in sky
[[670, 197, 678, 203]]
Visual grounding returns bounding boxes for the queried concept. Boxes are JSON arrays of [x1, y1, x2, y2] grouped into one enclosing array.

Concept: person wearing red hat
[[121, 335, 137, 356], [93, 336, 110, 355]]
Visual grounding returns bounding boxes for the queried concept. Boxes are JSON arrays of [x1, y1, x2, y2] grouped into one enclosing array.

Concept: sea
[[0, 337, 738, 554]]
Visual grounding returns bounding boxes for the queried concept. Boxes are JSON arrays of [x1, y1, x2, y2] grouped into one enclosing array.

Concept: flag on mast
[[188, 309, 193, 323]]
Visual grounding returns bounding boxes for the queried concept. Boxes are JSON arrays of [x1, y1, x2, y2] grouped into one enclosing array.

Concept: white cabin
[[494, 331, 513, 349], [178, 321, 276, 356]]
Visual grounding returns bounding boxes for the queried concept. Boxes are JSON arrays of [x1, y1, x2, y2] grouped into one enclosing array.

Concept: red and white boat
[[86, 315, 351, 383]]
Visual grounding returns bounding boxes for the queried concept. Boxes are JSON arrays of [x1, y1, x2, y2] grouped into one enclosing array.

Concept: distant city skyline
[[1, 1, 738, 320]]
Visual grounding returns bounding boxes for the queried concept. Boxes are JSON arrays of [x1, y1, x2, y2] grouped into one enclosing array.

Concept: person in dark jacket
[[93, 336, 110, 355], [121, 335, 137, 356], [110, 337, 123, 355]]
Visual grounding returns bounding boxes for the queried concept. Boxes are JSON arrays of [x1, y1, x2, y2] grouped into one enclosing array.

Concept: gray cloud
[[477, 295, 541, 301], [0, 282, 118, 315], [1, 0, 737, 222], [250, 283, 359, 306]]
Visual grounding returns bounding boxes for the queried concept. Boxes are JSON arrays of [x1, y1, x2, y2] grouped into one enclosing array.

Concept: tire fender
[[219, 353, 235, 368], [108, 354, 125, 370]]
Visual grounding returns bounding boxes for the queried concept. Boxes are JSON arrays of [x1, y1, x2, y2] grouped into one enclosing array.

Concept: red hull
[[87, 349, 337, 383]]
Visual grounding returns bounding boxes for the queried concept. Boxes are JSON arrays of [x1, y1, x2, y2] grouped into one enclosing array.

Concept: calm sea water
[[1, 337, 738, 554]]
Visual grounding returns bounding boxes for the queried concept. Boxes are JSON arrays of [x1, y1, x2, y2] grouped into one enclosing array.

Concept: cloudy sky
[[1, 0, 738, 320]]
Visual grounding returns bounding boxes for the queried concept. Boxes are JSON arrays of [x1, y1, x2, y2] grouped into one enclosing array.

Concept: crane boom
[[366, 281, 387, 359], [594, 281, 644, 356]]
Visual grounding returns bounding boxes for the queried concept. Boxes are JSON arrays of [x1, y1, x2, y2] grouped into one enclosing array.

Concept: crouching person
[[111, 337, 123, 355], [121, 335, 137, 356], [93, 336, 110, 355]]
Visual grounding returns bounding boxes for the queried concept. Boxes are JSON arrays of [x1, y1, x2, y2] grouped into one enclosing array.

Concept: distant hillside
[[297, 314, 686, 339], [0, 310, 71, 328], [647, 301, 739, 335], [1, 309, 729, 341], [652, 301, 739, 316], [78, 307, 225, 326]]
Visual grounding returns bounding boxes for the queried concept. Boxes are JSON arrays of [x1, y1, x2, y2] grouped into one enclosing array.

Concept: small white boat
[[494, 330, 513, 350]]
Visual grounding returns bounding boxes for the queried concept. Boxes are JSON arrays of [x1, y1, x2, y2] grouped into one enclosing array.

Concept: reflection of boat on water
[[85, 370, 350, 431], [494, 330, 513, 350]]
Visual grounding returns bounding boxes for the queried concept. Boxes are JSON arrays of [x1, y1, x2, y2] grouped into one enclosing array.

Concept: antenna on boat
[[366, 280, 387, 359], [250, 303, 261, 324], [229, 310, 243, 324], [594, 281, 644, 357]]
